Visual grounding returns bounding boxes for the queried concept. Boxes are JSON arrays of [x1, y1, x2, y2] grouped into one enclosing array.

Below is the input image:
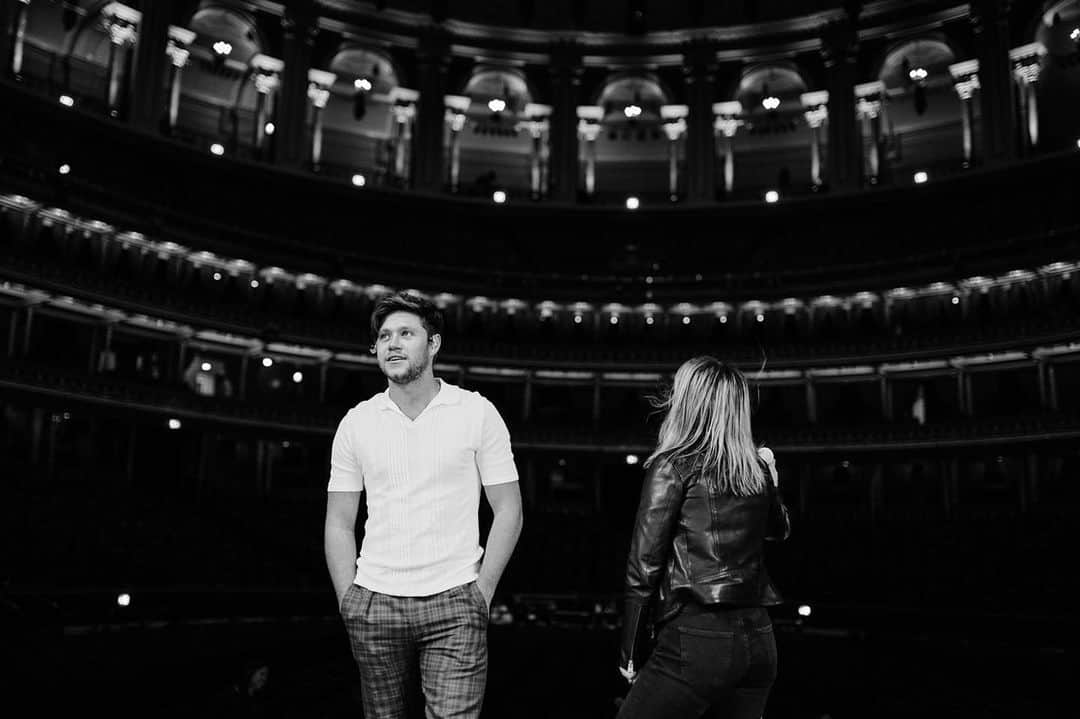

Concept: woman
[[617, 357, 791, 719]]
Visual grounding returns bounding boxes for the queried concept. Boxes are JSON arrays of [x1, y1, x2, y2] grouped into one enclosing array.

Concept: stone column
[[7, 0, 30, 78], [970, 0, 1016, 165], [949, 60, 980, 167], [855, 81, 884, 184], [548, 41, 582, 202], [164, 26, 194, 133], [662, 114, 687, 199], [129, 0, 173, 131], [444, 95, 470, 192], [389, 87, 418, 185], [414, 28, 450, 192], [801, 91, 829, 186], [713, 101, 742, 195], [275, 0, 317, 168], [682, 39, 718, 201], [520, 105, 551, 199], [307, 69, 335, 169], [250, 54, 283, 156], [820, 14, 861, 190], [102, 3, 140, 117], [577, 106, 602, 197], [1010, 43, 1047, 154]]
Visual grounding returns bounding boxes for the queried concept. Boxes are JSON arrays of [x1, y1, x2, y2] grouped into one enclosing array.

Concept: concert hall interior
[[0, 0, 1077, 717]]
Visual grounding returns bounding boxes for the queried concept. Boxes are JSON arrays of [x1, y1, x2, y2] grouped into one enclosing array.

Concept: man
[[324, 291, 523, 719]]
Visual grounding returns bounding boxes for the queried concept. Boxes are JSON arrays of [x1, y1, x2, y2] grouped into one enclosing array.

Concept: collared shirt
[[328, 380, 518, 596]]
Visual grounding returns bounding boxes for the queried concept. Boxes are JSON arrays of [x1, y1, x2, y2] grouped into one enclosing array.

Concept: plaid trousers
[[341, 581, 489, 719]]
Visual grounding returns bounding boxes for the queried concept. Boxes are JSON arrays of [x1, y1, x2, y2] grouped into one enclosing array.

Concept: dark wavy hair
[[369, 291, 445, 345]]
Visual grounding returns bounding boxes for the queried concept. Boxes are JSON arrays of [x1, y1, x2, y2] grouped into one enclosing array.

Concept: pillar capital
[[949, 59, 981, 100], [1010, 42, 1046, 84], [251, 54, 284, 94], [102, 2, 141, 46], [166, 26, 195, 68]]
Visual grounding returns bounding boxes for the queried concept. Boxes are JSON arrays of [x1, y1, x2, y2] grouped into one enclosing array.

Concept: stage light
[[354, 77, 372, 91], [493, 190, 507, 204], [951, 296, 960, 305], [609, 315, 618, 325], [352, 174, 366, 187], [210, 143, 225, 156], [623, 104, 642, 119], [212, 272, 222, 281], [1071, 27, 1079, 41], [765, 190, 780, 204], [625, 454, 639, 465], [756, 314, 765, 322], [719, 315, 728, 323], [573, 314, 583, 324], [200, 362, 212, 372], [625, 196, 640, 210], [168, 418, 182, 430], [797, 604, 812, 617], [117, 593, 131, 607], [914, 171, 928, 184], [212, 41, 232, 56], [682, 316, 691, 325], [762, 96, 780, 110], [645, 315, 655, 325], [292, 371, 303, 383], [488, 98, 506, 113], [59, 94, 74, 107], [264, 122, 275, 135], [262, 357, 274, 368], [250, 279, 260, 288], [908, 67, 928, 82], [58, 164, 71, 175]]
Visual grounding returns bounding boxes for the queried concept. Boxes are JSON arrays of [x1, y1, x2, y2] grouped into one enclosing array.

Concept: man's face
[[375, 311, 437, 385]]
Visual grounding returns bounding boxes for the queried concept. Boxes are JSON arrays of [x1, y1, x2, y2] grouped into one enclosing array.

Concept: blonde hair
[[646, 357, 766, 496]]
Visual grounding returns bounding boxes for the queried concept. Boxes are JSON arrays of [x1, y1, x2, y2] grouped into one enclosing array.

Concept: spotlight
[[264, 122, 275, 135], [573, 314, 583, 324], [682, 316, 691, 325], [719, 315, 729, 324], [1072, 27, 1080, 42], [762, 96, 780, 110], [212, 41, 232, 56], [167, 418, 182, 430], [116, 593, 131, 607], [908, 67, 928, 82], [645, 315, 655, 325], [914, 171, 928, 184], [625, 196, 640, 210], [765, 190, 779, 203], [609, 315, 618, 325], [59, 94, 75, 107], [210, 143, 225, 156], [623, 104, 642, 118], [951, 296, 960, 305], [625, 454, 639, 465], [352, 174, 366, 187], [250, 279, 260, 288], [488, 98, 506, 113], [200, 362, 212, 372], [292, 371, 303, 383], [797, 604, 812, 617], [58, 164, 71, 175], [262, 357, 274, 368], [493, 190, 507, 204], [756, 314, 765, 322], [354, 77, 373, 91], [212, 272, 222, 281]]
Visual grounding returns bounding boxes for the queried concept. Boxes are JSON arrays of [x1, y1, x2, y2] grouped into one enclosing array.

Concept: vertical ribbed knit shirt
[[327, 381, 518, 596]]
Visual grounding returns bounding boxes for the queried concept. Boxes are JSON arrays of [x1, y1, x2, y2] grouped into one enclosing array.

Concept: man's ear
[[429, 332, 442, 357]]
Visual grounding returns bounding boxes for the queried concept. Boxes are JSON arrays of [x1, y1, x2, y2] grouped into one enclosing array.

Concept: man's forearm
[[324, 525, 358, 603], [477, 508, 522, 594]]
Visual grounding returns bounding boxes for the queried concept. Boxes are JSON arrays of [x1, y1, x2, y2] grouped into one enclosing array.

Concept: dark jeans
[[617, 605, 777, 719]]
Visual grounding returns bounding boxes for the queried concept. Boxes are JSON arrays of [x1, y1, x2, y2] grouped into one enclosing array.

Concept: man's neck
[[387, 374, 440, 419]]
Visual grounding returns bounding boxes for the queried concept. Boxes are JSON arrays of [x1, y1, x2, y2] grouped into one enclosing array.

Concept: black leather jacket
[[619, 449, 791, 671]]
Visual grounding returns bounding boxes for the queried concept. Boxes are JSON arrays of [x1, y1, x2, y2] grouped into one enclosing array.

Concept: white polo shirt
[[328, 380, 518, 596]]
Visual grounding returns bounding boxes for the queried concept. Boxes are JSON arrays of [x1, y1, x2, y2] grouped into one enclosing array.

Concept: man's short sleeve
[[328, 411, 364, 492], [476, 398, 518, 486]]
